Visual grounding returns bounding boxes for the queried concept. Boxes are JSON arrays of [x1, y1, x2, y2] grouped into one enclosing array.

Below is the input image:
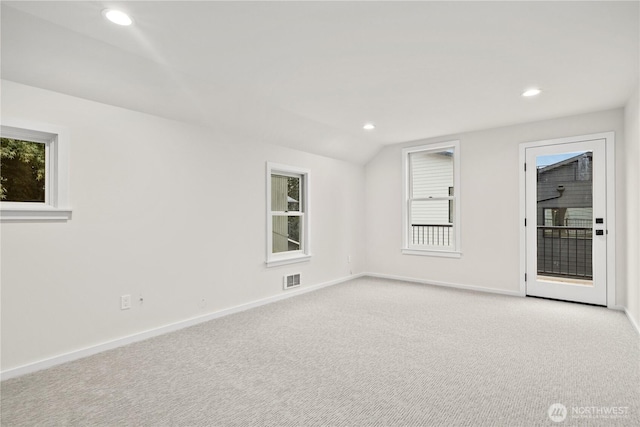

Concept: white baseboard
[[1, 273, 364, 381], [625, 308, 640, 336], [364, 272, 525, 297]]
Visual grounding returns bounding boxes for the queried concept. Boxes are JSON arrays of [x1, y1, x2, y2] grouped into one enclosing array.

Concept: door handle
[[595, 230, 604, 235], [595, 218, 604, 224]]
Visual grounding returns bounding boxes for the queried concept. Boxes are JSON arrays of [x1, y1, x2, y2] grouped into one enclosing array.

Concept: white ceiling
[[2, 1, 638, 164]]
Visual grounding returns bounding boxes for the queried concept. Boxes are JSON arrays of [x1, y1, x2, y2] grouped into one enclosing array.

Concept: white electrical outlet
[[348, 255, 351, 263], [121, 294, 131, 310]]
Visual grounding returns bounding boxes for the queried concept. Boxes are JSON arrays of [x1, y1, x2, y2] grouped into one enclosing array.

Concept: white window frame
[[266, 162, 311, 267], [1, 118, 71, 221], [402, 140, 461, 258]]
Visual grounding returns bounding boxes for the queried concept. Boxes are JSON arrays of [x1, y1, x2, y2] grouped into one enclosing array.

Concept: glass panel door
[[525, 139, 607, 305], [536, 151, 593, 285]]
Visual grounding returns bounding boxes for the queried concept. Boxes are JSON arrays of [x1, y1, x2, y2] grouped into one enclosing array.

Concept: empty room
[[1, 1, 639, 426]]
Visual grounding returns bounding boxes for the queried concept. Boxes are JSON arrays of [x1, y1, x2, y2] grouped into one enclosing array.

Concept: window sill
[[402, 249, 462, 259], [266, 254, 312, 268], [1, 206, 72, 222]]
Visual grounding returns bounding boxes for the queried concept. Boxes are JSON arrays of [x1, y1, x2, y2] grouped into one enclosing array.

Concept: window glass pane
[[272, 215, 301, 253], [409, 200, 454, 247], [288, 216, 301, 248], [287, 176, 301, 212], [536, 151, 593, 281], [410, 150, 454, 198], [0, 138, 46, 202], [410, 199, 451, 225], [271, 174, 301, 212], [543, 207, 592, 227]]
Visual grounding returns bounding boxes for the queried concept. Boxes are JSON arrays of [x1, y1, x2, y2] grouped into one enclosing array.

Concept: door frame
[[519, 132, 616, 308]]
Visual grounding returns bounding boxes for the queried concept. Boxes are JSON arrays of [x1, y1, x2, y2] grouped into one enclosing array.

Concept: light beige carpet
[[1, 277, 639, 426]]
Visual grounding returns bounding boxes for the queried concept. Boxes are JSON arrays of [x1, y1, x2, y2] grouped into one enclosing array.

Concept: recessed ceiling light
[[363, 123, 376, 130], [102, 9, 133, 26], [522, 88, 542, 97]]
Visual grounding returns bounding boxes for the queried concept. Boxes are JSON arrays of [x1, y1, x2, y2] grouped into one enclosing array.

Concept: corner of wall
[[623, 84, 640, 329]]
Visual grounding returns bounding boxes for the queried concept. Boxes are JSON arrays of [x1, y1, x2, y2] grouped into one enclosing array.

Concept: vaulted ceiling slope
[[2, 1, 638, 164]]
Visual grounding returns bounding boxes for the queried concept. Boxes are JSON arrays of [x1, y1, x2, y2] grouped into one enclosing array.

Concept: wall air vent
[[283, 273, 301, 290]]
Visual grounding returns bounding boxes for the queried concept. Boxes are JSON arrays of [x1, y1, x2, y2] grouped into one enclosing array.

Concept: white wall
[[365, 109, 626, 297], [623, 86, 640, 329], [2, 79, 636, 374], [0, 81, 366, 372]]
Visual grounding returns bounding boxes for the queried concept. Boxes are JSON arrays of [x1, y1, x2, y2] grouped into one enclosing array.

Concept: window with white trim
[[402, 141, 460, 257], [1, 120, 71, 221], [266, 163, 310, 267]]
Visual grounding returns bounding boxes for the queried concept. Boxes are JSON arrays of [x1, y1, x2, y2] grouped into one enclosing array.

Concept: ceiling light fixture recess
[[102, 9, 133, 26], [522, 88, 542, 97], [363, 123, 376, 130]]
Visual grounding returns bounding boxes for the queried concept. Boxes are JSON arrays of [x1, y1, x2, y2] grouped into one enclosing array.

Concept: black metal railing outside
[[411, 224, 453, 246], [537, 226, 592, 279]]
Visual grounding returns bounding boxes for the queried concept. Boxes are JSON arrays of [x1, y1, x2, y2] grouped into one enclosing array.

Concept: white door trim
[[519, 131, 616, 308]]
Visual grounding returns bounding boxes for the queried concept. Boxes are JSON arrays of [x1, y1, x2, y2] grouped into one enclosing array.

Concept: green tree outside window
[[0, 138, 46, 202]]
